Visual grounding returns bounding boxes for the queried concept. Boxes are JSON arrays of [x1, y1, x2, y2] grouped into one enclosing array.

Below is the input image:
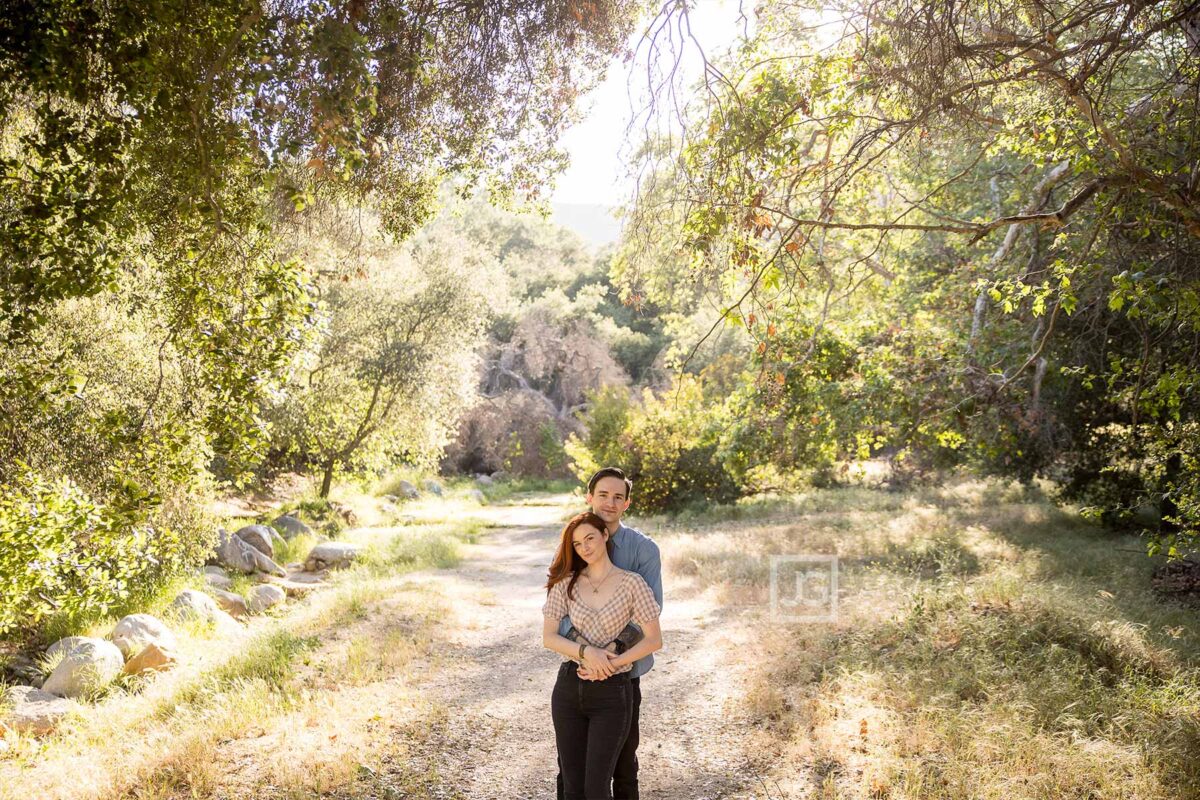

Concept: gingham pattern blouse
[[543, 569, 661, 674]]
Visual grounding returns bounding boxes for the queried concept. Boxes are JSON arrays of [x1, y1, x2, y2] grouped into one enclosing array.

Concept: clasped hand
[[578, 642, 622, 680]]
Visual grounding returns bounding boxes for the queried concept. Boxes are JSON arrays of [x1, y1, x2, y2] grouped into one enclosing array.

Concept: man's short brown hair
[[587, 467, 633, 497]]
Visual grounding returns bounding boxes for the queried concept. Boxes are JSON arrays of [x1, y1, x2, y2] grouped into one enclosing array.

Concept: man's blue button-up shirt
[[557, 522, 663, 679]]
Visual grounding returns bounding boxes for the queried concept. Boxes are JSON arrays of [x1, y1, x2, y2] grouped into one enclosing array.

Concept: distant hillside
[[550, 202, 621, 247]]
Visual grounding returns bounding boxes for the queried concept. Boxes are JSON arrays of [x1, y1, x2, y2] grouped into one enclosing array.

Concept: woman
[[542, 511, 663, 800]]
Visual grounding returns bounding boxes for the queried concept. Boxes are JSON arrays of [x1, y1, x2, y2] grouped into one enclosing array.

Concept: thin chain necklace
[[583, 563, 616, 594]]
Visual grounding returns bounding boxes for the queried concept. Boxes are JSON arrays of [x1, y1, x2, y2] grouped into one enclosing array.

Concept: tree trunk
[[320, 458, 336, 498]]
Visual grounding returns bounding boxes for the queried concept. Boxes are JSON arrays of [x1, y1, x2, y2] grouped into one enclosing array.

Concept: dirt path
[[394, 500, 777, 800]]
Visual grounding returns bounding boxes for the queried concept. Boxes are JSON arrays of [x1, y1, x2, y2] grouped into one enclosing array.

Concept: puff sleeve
[[629, 574, 661, 626], [542, 580, 568, 620]]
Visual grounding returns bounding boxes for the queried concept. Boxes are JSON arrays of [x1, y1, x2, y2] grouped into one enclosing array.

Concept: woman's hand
[[581, 645, 618, 678], [579, 642, 620, 680]]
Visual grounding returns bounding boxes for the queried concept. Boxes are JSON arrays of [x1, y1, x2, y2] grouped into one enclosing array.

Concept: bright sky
[[551, 1, 753, 208]]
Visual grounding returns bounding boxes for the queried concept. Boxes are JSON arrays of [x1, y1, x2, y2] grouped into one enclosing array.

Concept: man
[[557, 466, 663, 800]]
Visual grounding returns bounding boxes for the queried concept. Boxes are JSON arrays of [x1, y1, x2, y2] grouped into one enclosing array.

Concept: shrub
[[567, 380, 742, 513], [0, 470, 216, 638]]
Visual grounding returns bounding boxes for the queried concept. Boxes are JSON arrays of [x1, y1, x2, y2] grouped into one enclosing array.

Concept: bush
[[566, 380, 742, 513], [0, 470, 216, 639]]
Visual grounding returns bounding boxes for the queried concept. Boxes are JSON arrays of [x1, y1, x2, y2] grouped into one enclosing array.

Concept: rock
[[246, 584, 286, 614], [422, 479, 444, 496], [396, 480, 420, 500], [111, 614, 177, 660], [3, 654, 44, 688], [263, 576, 320, 599], [474, 474, 494, 486], [41, 638, 123, 698], [44, 636, 91, 662], [122, 643, 177, 676], [380, 501, 400, 515], [203, 565, 228, 578], [381, 494, 399, 503], [304, 541, 363, 571], [467, 488, 487, 504], [235, 524, 285, 559], [272, 513, 313, 540], [211, 589, 248, 618], [207, 528, 287, 576], [5, 686, 80, 734], [205, 571, 232, 590], [169, 589, 222, 623]]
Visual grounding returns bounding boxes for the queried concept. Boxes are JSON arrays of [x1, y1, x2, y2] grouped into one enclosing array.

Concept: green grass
[[161, 629, 319, 717], [477, 476, 578, 504]]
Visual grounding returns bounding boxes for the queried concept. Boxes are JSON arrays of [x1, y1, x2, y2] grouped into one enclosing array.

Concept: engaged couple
[[541, 467, 664, 800]]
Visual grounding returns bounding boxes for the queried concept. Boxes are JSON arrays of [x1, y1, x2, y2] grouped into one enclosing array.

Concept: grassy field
[[0, 510, 482, 800], [5, 476, 1198, 799], [642, 478, 1200, 799]]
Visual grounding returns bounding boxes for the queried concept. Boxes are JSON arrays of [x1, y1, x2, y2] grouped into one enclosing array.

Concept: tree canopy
[[618, 0, 1200, 548]]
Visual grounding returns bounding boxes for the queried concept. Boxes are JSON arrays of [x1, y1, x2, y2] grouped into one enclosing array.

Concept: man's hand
[[579, 642, 620, 680]]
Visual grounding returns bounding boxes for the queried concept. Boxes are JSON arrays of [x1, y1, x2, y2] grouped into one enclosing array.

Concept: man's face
[[587, 476, 631, 528]]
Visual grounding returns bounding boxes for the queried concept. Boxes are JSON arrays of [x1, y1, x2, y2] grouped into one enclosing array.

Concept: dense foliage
[[620, 0, 1200, 547], [0, 0, 640, 637]]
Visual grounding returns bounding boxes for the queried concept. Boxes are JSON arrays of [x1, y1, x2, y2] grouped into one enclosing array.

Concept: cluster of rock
[[5, 608, 189, 735], [380, 479, 452, 514], [3, 511, 370, 739]]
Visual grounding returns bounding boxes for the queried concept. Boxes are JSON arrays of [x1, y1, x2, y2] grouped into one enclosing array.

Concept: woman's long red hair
[[546, 511, 611, 602]]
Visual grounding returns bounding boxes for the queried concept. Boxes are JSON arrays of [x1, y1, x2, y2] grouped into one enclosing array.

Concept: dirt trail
[[395, 500, 777, 800]]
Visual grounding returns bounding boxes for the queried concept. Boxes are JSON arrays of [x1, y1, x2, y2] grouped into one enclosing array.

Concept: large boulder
[[4, 686, 80, 734], [246, 584, 286, 614], [207, 528, 287, 577], [272, 513, 313, 540], [111, 614, 177, 660], [41, 638, 123, 699], [123, 643, 177, 676], [44, 636, 91, 662], [304, 541, 363, 571], [235, 524, 286, 559], [396, 480, 420, 500], [211, 589, 248, 618], [169, 590, 221, 623]]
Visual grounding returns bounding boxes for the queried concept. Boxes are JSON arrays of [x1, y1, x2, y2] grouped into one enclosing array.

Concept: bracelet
[[578, 642, 587, 661]]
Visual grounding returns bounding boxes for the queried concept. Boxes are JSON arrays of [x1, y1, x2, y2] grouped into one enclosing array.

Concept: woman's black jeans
[[551, 660, 634, 800]]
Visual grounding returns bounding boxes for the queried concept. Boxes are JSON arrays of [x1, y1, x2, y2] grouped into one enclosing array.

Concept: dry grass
[[641, 478, 1200, 800], [0, 518, 469, 800]]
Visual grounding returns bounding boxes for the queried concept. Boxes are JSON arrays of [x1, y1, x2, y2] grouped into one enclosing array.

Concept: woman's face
[[571, 523, 607, 565]]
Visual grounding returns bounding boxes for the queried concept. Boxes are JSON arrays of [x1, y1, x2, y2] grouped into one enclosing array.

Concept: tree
[[0, 0, 642, 635], [270, 239, 489, 497], [620, 0, 1200, 545]]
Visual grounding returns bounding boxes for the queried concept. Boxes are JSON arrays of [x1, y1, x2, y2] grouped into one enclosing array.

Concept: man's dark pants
[[558, 676, 641, 799]]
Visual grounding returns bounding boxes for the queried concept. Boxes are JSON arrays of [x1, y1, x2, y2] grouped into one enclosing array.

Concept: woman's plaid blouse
[[543, 569, 661, 674]]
